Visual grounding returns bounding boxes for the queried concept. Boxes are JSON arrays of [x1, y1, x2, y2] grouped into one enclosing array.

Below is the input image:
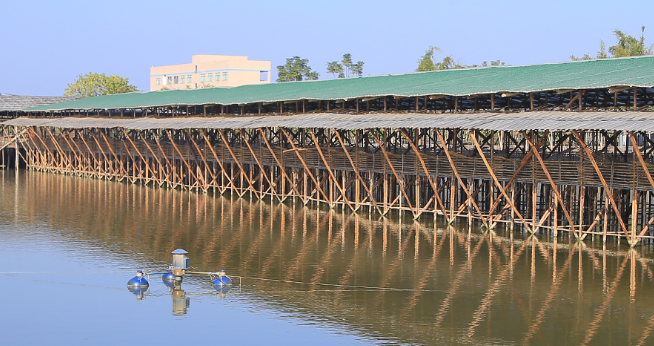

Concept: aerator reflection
[[126, 249, 234, 295]]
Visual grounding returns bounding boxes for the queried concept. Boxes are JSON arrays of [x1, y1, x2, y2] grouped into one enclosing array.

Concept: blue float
[[162, 266, 175, 281], [127, 270, 149, 287], [212, 270, 233, 286]]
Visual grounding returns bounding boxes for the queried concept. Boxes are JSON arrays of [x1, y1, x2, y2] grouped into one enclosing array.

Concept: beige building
[[150, 55, 271, 91]]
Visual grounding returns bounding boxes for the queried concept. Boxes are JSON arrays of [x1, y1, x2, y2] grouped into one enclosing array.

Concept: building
[[150, 55, 271, 91]]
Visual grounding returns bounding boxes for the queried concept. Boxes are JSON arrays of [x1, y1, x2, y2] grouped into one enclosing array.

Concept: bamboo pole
[[572, 130, 630, 243], [435, 130, 488, 226]]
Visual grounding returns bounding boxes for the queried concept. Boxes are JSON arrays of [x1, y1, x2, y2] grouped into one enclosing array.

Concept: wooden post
[[370, 132, 418, 218], [435, 131, 488, 226], [469, 131, 534, 232], [333, 131, 382, 214], [399, 129, 450, 222], [308, 131, 355, 211], [217, 129, 259, 198], [574, 131, 631, 240]]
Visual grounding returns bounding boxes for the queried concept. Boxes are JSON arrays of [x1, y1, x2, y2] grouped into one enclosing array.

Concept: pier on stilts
[[4, 56, 654, 246]]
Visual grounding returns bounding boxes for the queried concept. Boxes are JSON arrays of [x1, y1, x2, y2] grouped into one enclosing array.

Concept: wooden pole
[[435, 130, 490, 226], [572, 131, 631, 242]]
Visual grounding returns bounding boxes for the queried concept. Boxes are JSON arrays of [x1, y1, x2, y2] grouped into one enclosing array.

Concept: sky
[[1, 0, 653, 96]]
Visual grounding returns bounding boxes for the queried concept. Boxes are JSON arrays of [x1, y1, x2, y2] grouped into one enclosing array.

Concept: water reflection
[[170, 283, 189, 316], [126, 285, 148, 300], [4, 170, 654, 345]]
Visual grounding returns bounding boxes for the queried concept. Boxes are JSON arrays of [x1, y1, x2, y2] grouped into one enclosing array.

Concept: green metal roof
[[24, 56, 654, 112]]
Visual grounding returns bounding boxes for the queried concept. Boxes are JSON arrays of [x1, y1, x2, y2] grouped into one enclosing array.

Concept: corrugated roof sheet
[[23, 56, 654, 112], [1, 95, 77, 112], [5, 111, 654, 132]]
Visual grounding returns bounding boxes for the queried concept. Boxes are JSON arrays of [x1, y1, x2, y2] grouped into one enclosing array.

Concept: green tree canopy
[[571, 26, 654, 61], [326, 53, 365, 78], [416, 46, 505, 71], [276, 56, 319, 82], [64, 72, 138, 98]]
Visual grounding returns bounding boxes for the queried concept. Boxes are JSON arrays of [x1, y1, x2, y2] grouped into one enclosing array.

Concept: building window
[[208, 73, 213, 82], [260, 71, 268, 81], [187, 75, 192, 83], [167, 76, 172, 84], [180, 75, 185, 84], [174, 76, 179, 84], [200, 74, 205, 82], [156, 78, 161, 85], [222, 72, 228, 81]]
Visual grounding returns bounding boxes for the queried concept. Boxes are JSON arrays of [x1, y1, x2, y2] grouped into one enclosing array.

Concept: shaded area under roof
[[4, 111, 654, 132], [22, 56, 654, 112], [1, 95, 76, 112]]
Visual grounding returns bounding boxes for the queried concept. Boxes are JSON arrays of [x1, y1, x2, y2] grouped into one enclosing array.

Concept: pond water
[[2, 170, 654, 345]]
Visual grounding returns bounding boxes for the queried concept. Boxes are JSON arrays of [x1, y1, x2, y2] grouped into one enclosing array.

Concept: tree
[[327, 61, 344, 78], [64, 72, 138, 98], [416, 46, 504, 71], [326, 53, 365, 78], [276, 56, 319, 82], [571, 26, 653, 61]]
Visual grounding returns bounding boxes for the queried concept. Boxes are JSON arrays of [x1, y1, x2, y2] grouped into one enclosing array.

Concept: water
[[2, 170, 654, 345]]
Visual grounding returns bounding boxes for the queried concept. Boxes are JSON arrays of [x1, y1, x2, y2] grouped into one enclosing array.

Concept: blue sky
[[1, 0, 653, 96]]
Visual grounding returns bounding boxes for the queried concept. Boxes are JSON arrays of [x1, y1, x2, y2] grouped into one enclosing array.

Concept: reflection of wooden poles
[[434, 233, 487, 328], [573, 131, 630, 243], [579, 255, 629, 346], [467, 240, 529, 338], [522, 245, 577, 345]]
